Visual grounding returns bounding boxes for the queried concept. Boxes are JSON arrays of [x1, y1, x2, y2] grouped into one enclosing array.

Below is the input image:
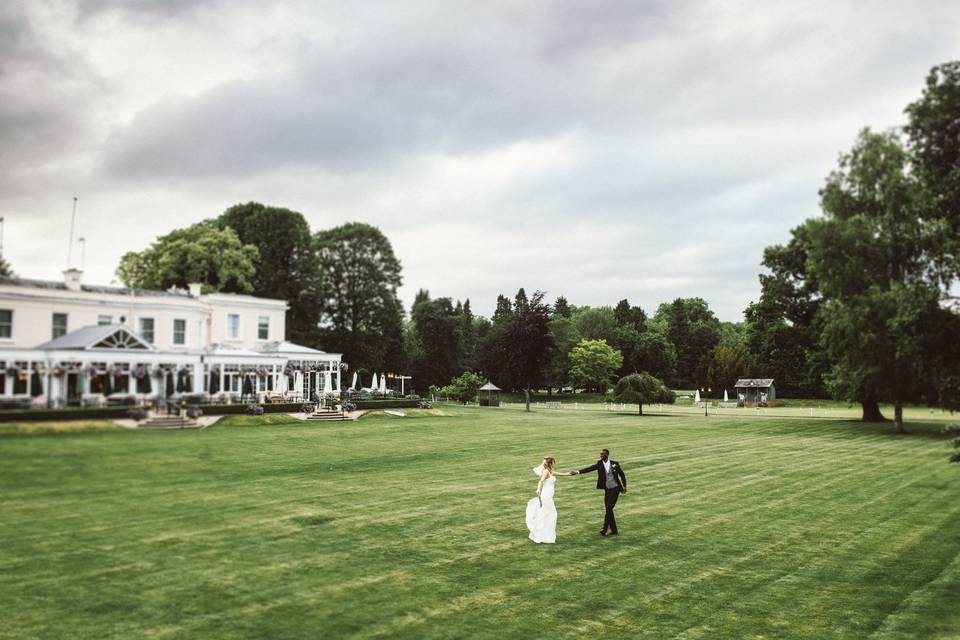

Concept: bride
[[526, 457, 575, 544]]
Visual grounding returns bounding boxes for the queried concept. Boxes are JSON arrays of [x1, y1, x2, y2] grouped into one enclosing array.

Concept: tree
[[745, 224, 828, 400], [612, 372, 672, 415], [408, 292, 460, 393], [545, 314, 583, 393], [572, 306, 619, 345], [706, 344, 751, 395], [905, 60, 960, 294], [614, 298, 647, 332], [806, 128, 951, 432], [116, 221, 258, 293], [568, 339, 623, 393], [653, 298, 721, 387], [0, 256, 13, 277], [439, 371, 487, 404], [313, 222, 404, 375], [455, 299, 478, 372], [503, 289, 553, 411], [216, 202, 318, 344], [633, 331, 678, 382], [553, 295, 572, 318]]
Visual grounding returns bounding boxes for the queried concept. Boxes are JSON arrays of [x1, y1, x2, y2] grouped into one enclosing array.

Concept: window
[[173, 319, 186, 345], [97, 315, 112, 326], [52, 313, 68, 339], [227, 314, 240, 339], [139, 318, 155, 344], [0, 309, 11, 338], [258, 316, 269, 340]]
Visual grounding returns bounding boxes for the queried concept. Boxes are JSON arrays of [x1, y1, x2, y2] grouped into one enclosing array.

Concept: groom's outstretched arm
[[577, 463, 599, 475]]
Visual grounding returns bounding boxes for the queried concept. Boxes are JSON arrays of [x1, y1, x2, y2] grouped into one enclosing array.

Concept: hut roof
[[479, 382, 501, 391], [734, 378, 774, 388]]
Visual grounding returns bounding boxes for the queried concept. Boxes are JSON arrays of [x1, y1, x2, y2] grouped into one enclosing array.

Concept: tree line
[[101, 61, 959, 431]]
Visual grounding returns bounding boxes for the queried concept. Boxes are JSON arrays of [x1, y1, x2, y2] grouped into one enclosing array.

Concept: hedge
[[195, 402, 306, 416], [0, 407, 131, 422], [0, 402, 309, 422]]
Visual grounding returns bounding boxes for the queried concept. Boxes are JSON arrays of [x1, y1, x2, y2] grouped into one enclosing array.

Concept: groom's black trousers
[[603, 488, 620, 534]]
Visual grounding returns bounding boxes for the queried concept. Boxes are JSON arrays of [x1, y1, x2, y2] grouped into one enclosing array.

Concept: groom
[[574, 448, 627, 536]]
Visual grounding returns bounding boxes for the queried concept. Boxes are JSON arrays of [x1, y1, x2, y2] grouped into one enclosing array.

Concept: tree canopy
[[569, 339, 623, 393], [612, 372, 673, 415], [116, 221, 258, 293], [216, 202, 318, 344], [314, 222, 404, 374]]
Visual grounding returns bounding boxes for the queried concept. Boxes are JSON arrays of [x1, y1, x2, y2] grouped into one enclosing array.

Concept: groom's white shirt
[[603, 459, 612, 474]]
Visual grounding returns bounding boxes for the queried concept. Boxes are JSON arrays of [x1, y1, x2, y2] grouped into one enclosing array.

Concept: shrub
[[126, 407, 148, 421], [245, 404, 264, 416], [439, 371, 487, 404], [186, 407, 203, 419], [301, 403, 315, 413], [341, 401, 357, 412], [418, 399, 432, 409]]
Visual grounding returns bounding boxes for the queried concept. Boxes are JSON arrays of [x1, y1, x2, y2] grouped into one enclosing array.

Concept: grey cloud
[[100, 1, 960, 184]]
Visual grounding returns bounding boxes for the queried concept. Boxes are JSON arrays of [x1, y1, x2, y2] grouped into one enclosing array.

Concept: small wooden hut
[[734, 378, 776, 406], [478, 382, 501, 407]]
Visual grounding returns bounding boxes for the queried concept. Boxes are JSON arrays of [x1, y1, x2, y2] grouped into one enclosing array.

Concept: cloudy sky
[[2, 1, 958, 321]]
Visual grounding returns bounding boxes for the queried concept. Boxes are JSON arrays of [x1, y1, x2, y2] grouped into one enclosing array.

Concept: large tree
[[568, 339, 623, 394], [612, 372, 671, 415], [0, 256, 13, 277], [313, 222, 404, 374], [653, 298, 721, 388], [544, 314, 582, 394], [805, 128, 952, 431], [408, 291, 461, 393], [116, 221, 258, 293], [745, 224, 828, 400], [503, 289, 553, 411], [216, 202, 318, 344], [905, 60, 960, 293]]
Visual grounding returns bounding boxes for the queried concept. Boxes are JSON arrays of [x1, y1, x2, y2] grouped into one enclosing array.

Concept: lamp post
[[701, 387, 712, 416]]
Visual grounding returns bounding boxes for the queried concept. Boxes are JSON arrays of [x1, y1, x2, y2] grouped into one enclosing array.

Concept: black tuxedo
[[578, 459, 627, 534]]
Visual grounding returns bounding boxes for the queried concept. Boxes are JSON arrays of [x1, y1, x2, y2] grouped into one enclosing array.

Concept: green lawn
[[2, 408, 959, 639]]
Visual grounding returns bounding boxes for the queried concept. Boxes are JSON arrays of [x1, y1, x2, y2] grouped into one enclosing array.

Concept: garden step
[[307, 411, 347, 421], [138, 417, 199, 428]]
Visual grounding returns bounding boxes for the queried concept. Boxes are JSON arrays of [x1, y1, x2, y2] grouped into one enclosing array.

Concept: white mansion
[[0, 269, 342, 407]]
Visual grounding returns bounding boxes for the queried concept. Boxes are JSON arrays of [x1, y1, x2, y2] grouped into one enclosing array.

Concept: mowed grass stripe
[[350, 434, 950, 637], [1, 410, 957, 639], [0, 415, 932, 580]]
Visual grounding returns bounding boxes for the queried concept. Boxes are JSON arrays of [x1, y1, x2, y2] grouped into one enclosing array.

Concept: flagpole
[[66, 197, 78, 268]]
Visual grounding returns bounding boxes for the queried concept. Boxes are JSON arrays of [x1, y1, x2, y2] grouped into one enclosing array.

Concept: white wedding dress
[[526, 465, 558, 544]]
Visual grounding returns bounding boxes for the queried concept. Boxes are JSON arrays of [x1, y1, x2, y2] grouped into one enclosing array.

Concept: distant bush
[[126, 407, 148, 421], [245, 404, 264, 416]]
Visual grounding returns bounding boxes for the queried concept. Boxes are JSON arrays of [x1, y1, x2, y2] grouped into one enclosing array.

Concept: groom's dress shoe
[[600, 530, 608, 536]]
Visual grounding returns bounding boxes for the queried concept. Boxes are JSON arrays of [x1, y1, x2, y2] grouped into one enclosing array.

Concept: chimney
[[188, 282, 203, 297], [63, 268, 83, 291]]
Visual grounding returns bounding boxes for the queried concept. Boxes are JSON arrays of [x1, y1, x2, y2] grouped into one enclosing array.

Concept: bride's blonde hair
[[543, 457, 556, 471]]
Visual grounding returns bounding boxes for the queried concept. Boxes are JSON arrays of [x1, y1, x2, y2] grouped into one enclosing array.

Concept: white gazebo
[[479, 382, 501, 407]]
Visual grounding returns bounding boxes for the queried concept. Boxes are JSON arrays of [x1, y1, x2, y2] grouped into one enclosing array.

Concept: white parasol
[[371, 372, 378, 390]]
